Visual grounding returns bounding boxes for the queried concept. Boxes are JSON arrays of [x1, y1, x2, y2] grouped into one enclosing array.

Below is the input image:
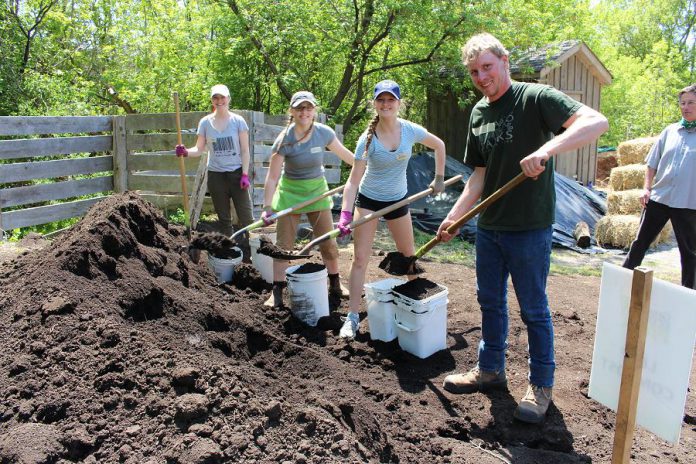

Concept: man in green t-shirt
[[437, 33, 608, 424]]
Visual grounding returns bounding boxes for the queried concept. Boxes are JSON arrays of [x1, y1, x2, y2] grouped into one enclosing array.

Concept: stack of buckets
[[207, 247, 243, 283], [364, 278, 449, 359]]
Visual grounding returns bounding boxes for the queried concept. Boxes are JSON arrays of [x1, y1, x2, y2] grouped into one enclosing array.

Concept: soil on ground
[[0, 193, 693, 463]]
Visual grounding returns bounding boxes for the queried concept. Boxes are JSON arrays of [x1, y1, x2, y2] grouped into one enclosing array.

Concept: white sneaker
[[339, 312, 360, 339]]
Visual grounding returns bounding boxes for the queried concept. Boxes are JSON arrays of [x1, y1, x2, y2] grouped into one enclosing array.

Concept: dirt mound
[[0, 193, 692, 463]]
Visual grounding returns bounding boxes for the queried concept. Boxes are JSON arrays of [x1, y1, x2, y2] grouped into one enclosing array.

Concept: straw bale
[[607, 189, 644, 215], [595, 150, 617, 183], [617, 137, 657, 166], [595, 215, 672, 249], [609, 164, 646, 191]]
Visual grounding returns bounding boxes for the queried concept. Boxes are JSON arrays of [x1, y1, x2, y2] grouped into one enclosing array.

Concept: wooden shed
[[427, 40, 612, 185]]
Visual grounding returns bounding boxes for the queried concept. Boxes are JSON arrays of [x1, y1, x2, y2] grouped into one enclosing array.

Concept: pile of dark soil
[[0, 192, 692, 463]]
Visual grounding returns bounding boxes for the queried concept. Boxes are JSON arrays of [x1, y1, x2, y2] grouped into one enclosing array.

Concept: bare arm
[[239, 129, 250, 175], [520, 105, 609, 177], [183, 134, 208, 157], [341, 159, 366, 212], [437, 166, 486, 242], [420, 132, 446, 176], [326, 137, 355, 166], [263, 153, 284, 209]]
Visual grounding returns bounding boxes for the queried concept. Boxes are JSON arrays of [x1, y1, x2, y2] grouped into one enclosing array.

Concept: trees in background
[[0, 0, 693, 146]]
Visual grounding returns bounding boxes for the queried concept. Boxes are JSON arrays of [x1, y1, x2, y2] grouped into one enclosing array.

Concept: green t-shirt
[[464, 82, 582, 231]]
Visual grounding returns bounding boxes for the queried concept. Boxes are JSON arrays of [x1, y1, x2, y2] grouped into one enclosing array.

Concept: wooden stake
[[611, 267, 653, 464]]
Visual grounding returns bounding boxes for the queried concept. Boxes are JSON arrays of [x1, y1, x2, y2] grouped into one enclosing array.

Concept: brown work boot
[[442, 366, 507, 394], [513, 384, 553, 424]]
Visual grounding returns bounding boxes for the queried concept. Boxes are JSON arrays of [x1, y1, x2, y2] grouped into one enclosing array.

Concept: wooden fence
[[0, 112, 343, 233]]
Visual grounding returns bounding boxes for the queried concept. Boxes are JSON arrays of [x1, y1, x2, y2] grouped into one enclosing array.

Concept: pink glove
[[175, 144, 188, 157], [261, 207, 275, 226], [337, 210, 353, 237], [240, 173, 250, 189]]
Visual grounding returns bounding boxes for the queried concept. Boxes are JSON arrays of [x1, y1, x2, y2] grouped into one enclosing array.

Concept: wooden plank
[[611, 268, 653, 464], [0, 135, 113, 160], [575, 56, 584, 102], [0, 156, 113, 184], [112, 116, 128, 192], [254, 122, 284, 144], [140, 194, 216, 215], [265, 114, 290, 127], [127, 152, 203, 171], [560, 60, 568, 90], [127, 173, 197, 193], [0, 116, 112, 136], [0, 197, 105, 230], [0, 177, 113, 208], [124, 111, 208, 131], [567, 57, 576, 91], [126, 133, 197, 152], [189, 153, 209, 229]]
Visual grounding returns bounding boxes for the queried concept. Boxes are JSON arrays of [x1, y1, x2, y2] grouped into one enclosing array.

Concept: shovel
[[378, 170, 532, 276], [266, 175, 464, 260], [229, 184, 346, 243], [173, 92, 200, 262]]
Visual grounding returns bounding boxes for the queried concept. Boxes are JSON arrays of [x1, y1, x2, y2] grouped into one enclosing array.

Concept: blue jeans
[[475, 226, 555, 387]]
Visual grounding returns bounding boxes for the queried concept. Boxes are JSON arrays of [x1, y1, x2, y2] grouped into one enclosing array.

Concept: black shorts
[[355, 192, 410, 220]]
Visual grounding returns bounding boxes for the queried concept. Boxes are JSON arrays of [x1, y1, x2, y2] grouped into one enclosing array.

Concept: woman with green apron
[[262, 91, 354, 309]]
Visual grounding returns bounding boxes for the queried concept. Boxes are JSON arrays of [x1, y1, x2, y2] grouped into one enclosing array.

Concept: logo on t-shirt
[[475, 113, 514, 152], [212, 136, 239, 158]]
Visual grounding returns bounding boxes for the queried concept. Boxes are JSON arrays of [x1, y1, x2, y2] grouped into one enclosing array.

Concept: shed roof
[[510, 40, 612, 86]]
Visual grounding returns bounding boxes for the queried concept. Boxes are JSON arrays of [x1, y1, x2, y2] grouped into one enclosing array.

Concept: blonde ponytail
[[363, 114, 380, 157]]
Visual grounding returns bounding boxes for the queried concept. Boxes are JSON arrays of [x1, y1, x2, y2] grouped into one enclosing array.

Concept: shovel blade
[[378, 251, 426, 276]]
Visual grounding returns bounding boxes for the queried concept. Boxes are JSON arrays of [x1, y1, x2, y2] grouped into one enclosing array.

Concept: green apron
[[271, 176, 333, 214]]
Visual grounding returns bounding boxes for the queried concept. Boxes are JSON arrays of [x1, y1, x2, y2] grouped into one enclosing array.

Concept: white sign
[[589, 263, 696, 443]]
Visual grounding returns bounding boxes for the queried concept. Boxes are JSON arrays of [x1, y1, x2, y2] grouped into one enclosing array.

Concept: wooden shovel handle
[[173, 92, 191, 228], [298, 175, 464, 255], [415, 171, 529, 258], [350, 174, 464, 229]]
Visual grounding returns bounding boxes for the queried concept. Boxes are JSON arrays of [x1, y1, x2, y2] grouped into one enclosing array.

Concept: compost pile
[[0, 193, 693, 463]]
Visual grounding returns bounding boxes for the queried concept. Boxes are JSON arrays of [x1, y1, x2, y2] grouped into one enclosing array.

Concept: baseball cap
[[290, 91, 318, 108], [210, 84, 230, 98], [373, 80, 401, 100]]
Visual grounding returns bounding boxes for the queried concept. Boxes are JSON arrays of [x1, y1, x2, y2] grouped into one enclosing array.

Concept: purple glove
[[261, 207, 275, 226], [337, 210, 353, 237], [240, 173, 250, 189], [175, 144, 188, 157]]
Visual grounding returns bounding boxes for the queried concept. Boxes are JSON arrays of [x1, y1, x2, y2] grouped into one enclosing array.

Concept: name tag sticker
[[311, 146, 322, 154], [396, 153, 409, 161]]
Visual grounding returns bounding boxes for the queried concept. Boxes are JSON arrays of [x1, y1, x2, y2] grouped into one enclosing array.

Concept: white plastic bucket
[[393, 284, 449, 359], [207, 248, 243, 283], [364, 278, 406, 342], [250, 232, 276, 284], [285, 264, 329, 326]]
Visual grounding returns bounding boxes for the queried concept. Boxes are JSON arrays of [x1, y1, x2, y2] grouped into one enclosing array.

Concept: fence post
[[611, 266, 653, 464], [250, 111, 265, 217], [112, 115, 128, 192], [335, 124, 344, 142]]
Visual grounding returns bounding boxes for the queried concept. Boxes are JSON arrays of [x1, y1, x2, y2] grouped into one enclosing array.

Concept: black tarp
[[334, 152, 607, 252]]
